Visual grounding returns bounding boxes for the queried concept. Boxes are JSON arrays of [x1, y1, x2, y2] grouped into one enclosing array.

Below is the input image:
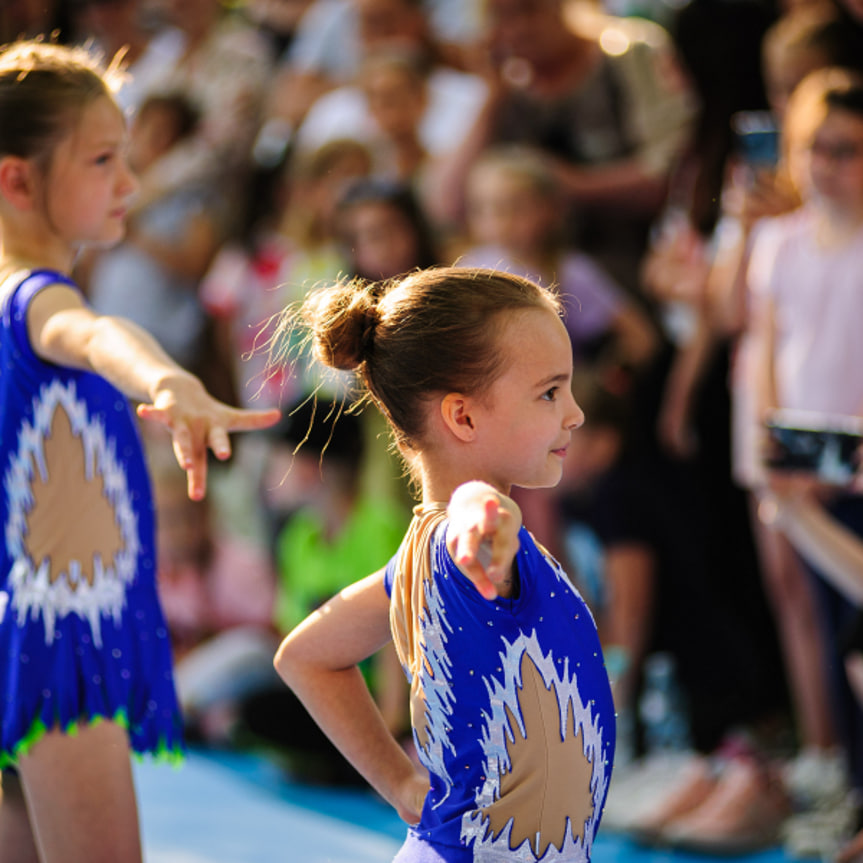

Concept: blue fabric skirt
[[0, 572, 184, 767]]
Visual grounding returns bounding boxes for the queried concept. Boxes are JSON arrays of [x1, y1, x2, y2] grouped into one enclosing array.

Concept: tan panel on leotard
[[482, 651, 596, 855], [24, 403, 124, 588]]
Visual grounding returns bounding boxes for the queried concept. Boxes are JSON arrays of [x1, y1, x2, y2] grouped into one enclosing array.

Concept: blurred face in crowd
[[467, 163, 557, 259], [362, 56, 427, 140], [127, 103, 183, 174], [342, 199, 421, 279], [354, 0, 427, 54], [306, 147, 373, 234], [484, 0, 569, 66]]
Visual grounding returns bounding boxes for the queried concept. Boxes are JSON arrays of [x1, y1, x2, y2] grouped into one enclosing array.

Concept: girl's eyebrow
[[534, 371, 571, 389]]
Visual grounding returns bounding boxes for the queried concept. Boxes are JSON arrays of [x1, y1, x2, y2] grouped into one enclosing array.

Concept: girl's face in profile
[[42, 95, 138, 250], [468, 306, 584, 493], [343, 200, 420, 279]]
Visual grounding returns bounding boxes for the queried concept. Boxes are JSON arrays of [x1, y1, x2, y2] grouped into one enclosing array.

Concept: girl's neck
[[1, 219, 76, 276], [419, 458, 509, 506]]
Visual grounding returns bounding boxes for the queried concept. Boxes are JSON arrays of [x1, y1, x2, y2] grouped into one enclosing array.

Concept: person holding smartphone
[[749, 66, 863, 837]]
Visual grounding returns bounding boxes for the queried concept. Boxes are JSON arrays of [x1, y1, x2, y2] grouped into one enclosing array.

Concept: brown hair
[[289, 266, 560, 452], [0, 39, 121, 171]]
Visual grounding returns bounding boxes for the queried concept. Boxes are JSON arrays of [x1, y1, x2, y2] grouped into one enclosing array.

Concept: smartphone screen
[[764, 409, 863, 485], [732, 111, 780, 168]]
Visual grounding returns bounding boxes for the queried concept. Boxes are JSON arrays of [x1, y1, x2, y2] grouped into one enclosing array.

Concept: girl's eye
[[542, 387, 558, 402], [94, 152, 113, 166]]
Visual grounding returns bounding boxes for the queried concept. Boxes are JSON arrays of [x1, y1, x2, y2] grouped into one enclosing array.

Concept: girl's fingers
[[223, 407, 281, 431], [184, 445, 207, 501], [457, 536, 501, 599], [170, 421, 194, 470], [136, 402, 167, 424], [208, 426, 231, 460], [168, 422, 207, 500]]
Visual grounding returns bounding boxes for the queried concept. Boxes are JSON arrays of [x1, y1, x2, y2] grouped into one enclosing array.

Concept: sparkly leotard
[[385, 504, 615, 862], [0, 269, 183, 766]]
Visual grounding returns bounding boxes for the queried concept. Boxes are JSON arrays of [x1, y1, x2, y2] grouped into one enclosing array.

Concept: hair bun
[[360, 300, 378, 356], [306, 278, 382, 371]]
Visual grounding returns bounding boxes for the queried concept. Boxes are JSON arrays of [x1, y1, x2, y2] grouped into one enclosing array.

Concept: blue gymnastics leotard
[[385, 504, 615, 862], [0, 269, 183, 766]]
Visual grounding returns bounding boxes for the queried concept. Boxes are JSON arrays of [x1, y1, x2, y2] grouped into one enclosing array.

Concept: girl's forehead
[[497, 303, 563, 340], [63, 95, 125, 142]]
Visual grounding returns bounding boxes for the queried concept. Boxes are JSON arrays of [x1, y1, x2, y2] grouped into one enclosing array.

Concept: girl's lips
[[552, 446, 569, 458]]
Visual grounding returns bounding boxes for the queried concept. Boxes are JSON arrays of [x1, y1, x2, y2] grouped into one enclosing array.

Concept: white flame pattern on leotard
[[4, 380, 138, 647], [415, 553, 609, 861]]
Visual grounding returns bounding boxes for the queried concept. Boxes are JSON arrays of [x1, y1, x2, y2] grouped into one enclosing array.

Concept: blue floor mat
[[135, 749, 801, 863]]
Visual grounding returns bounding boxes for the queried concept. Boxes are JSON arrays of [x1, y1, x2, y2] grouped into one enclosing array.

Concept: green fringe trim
[[0, 709, 184, 770]]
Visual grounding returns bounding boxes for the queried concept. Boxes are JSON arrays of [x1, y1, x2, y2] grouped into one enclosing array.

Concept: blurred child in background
[[749, 64, 863, 830], [457, 145, 658, 373]]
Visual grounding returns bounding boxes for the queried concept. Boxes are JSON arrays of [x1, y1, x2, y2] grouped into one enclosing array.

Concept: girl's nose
[[120, 158, 139, 199], [567, 394, 585, 430]]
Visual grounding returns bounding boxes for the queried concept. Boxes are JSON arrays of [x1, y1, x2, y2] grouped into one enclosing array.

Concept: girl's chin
[[519, 473, 564, 491]]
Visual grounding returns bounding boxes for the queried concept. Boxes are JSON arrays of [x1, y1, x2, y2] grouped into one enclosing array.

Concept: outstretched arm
[[274, 570, 428, 824], [446, 481, 523, 600], [763, 481, 863, 607], [27, 284, 280, 499]]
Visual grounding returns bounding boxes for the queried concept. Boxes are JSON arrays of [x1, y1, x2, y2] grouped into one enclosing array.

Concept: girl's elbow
[[273, 634, 302, 686]]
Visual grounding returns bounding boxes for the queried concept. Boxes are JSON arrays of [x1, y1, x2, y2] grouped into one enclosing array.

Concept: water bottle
[[638, 652, 692, 755]]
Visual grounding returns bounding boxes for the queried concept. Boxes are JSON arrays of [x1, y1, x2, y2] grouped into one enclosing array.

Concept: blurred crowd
[[7, 0, 863, 857]]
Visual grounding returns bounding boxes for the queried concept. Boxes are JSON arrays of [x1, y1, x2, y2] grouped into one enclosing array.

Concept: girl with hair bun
[[274, 266, 616, 862]]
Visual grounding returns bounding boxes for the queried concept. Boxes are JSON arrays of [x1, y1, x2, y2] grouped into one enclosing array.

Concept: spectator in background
[[358, 49, 430, 183], [260, 0, 482, 146], [652, 7, 862, 824], [69, 0, 185, 116], [196, 139, 374, 639], [335, 176, 441, 281], [429, 0, 697, 301], [201, 138, 372, 412], [457, 145, 659, 373], [126, 0, 274, 234], [748, 64, 863, 844], [276, 0, 487, 178], [561, 370, 788, 767]]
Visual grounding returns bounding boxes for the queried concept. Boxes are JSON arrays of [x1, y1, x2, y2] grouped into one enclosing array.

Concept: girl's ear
[[441, 393, 477, 442], [0, 156, 37, 210]]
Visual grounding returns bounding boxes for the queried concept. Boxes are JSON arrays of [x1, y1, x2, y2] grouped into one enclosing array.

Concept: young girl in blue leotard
[[274, 266, 616, 861], [0, 39, 279, 862]]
